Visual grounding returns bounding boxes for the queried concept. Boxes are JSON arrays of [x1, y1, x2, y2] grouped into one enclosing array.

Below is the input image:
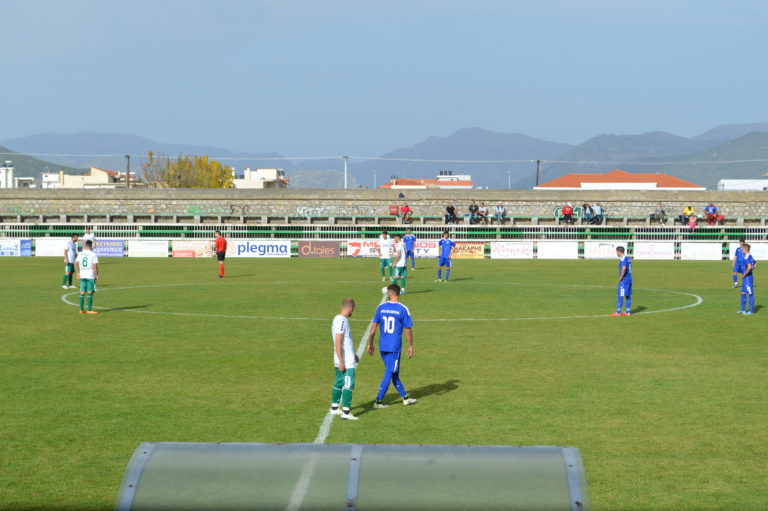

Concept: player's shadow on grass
[[222, 274, 257, 279], [405, 289, 433, 294], [103, 304, 151, 312], [631, 306, 647, 313], [447, 277, 472, 282], [754, 305, 764, 313], [352, 379, 460, 417]]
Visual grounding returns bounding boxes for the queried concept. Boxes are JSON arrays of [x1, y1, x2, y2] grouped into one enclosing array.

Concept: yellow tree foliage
[[141, 151, 234, 188]]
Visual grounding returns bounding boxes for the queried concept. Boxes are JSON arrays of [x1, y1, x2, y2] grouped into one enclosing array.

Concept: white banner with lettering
[[490, 242, 534, 259], [128, 240, 169, 258], [680, 242, 722, 261], [536, 241, 579, 260], [584, 241, 624, 260], [728, 242, 768, 260], [633, 242, 675, 260]]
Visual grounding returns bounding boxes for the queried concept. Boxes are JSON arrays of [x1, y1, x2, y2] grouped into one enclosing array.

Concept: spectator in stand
[[468, 200, 479, 224], [477, 202, 489, 224], [561, 203, 574, 224], [651, 202, 667, 225], [688, 214, 698, 231], [582, 203, 594, 224], [593, 202, 604, 225], [400, 203, 413, 224], [704, 203, 718, 226], [445, 202, 458, 224], [495, 202, 506, 224], [680, 205, 695, 225]]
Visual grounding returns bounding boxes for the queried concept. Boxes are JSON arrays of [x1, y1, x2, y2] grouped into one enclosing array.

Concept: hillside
[[694, 123, 768, 142], [0, 132, 296, 176], [622, 132, 768, 188], [0, 146, 82, 178]]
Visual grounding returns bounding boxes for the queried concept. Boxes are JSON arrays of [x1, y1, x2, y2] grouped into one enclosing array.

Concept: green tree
[[141, 151, 234, 188]]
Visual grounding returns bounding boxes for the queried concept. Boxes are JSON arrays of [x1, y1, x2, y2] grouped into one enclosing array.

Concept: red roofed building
[[380, 172, 473, 190], [534, 169, 704, 191]]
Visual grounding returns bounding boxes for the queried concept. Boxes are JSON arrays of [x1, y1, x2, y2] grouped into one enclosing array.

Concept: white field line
[[286, 291, 387, 511], [60, 285, 703, 322]]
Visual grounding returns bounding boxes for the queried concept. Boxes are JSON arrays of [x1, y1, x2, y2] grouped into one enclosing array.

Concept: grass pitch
[[1, 256, 766, 510]]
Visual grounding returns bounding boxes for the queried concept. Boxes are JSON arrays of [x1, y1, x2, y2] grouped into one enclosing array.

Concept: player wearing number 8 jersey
[[75, 240, 100, 314], [367, 283, 417, 408]]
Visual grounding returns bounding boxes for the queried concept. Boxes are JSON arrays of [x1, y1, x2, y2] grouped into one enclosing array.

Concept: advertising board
[[229, 240, 291, 258], [536, 241, 578, 260], [35, 238, 69, 257], [680, 242, 722, 261], [346, 240, 380, 258], [94, 240, 126, 258], [728, 242, 768, 261], [128, 240, 170, 258], [0, 239, 32, 256], [584, 241, 624, 260], [298, 241, 339, 258], [453, 242, 485, 259], [490, 242, 534, 259], [633, 242, 675, 260], [171, 240, 212, 258]]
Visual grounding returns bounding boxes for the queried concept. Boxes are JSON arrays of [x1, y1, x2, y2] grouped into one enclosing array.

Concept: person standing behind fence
[[214, 230, 227, 279], [61, 234, 78, 289], [468, 200, 479, 224], [82, 227, 96, 249], [445, 202, 458, 224], [593, 202, 604, 225]]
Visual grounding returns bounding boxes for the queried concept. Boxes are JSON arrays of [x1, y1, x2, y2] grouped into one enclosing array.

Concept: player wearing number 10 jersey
[[367, 283, 417, 408]]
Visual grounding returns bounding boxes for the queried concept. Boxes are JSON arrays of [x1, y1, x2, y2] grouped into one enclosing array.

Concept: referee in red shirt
[[214, 230, 227, 278]]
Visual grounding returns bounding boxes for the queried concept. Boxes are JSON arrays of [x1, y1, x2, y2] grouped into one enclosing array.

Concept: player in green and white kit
[[75, 240, 100, 314], [82, 227, 96, 249], [377, 230, 394, 281], [61, 234, 78, 289], [391, 234, 408, 294], [330, 298, 359, 420]]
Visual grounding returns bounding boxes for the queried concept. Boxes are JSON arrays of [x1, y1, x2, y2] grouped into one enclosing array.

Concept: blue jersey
[[619, 255, 632, 281], [734, 246, 745, 263], [403, 234, 416, 252], [372, 301, 413, 352], [705, 205, 717, 215], [743, 254, 756, 277], [438, 238, 455, 258]]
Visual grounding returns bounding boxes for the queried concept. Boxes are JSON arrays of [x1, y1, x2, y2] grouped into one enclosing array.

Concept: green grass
[[1, 257, 766, 510]]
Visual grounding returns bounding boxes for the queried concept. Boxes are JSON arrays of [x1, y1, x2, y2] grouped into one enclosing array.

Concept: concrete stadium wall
[[0, 188, 766, 218]]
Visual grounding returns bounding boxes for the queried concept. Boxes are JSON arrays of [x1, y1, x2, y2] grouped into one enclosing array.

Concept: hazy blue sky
[[4, 0, 767, 155]]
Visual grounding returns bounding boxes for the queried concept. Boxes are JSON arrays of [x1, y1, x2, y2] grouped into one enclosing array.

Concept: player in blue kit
[[737, 243, 756, 315], [731, 238, 746, 288], [367, 283, 417, 408], [435, 230, 456, 282], [403, 228, 417, 270], [610, 246, 632, 317]]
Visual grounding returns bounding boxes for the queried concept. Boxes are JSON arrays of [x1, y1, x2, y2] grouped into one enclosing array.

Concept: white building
[[717, 179, 768, 191], [0, 160, 13, 188], [380, 171, 474, 190], [41, 167, 131, 189], [233, 168, 288, 189]]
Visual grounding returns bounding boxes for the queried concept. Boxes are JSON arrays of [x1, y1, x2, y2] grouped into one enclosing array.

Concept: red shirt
[[562, 205, 573, 215], [400, 205, 411, 215], [215, 237, 227, 252]]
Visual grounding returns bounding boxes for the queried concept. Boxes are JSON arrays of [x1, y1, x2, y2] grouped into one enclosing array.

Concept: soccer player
[[610, 246, 632, 317], [330, 298, 360, 420], [61, 234, 78, 289], [732, 238, 746, 288], [214, 230, 227, 278], [391, 234, 408, 294], [737, 244, 756, 315], [435, 230, 456, 282], [75, 240, 99, 315], [377, 230, 394, 282], [403, 228, 417, 270], [82, 226, 96, 249], [367, 283, 417, 408]]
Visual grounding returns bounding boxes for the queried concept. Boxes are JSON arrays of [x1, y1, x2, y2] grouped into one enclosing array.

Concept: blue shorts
[[405, 249, 415, 258], [438, 256, 452, 267], [380, 351, 402, 374], [618, 280, 632, 298], [734, 262, 745, 273], [742, 276, 754, 295]]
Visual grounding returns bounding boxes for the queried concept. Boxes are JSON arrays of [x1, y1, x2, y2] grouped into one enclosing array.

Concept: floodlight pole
[[373, 168, 377, 189], [125, 154, 131, 189], [535, 159, 541, 187], [343, 155, 349, 189], [507, 170, 511, 189]]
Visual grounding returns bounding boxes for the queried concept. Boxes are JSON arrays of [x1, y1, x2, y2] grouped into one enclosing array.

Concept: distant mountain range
[[3, 123, 768, 189]]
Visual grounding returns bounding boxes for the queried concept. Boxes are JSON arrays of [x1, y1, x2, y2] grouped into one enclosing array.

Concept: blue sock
[[445, 269, 451, 281], [437, 269, 442, 279], [616, 296, 623, 313], [749, 294, 755, 313], [733, 274, 738, 284], [741, 293, 746, 311], [625, 296, 632, 313]]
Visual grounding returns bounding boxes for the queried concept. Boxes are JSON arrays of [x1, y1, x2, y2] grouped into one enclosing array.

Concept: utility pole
[[535, 159, 542, 187], [125, 154, 131, 189], [343, 155, 349, 189], [507, 170, 511, 190], [373, 168, 377, 189]]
